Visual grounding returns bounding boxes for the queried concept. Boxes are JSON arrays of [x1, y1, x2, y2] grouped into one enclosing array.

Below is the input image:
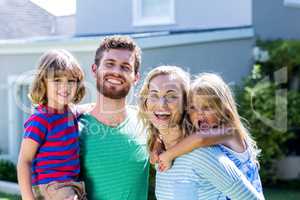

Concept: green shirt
[[79, 106, 150, 200]]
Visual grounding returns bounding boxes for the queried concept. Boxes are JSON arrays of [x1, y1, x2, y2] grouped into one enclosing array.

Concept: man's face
[[93, 49, 138, 99]]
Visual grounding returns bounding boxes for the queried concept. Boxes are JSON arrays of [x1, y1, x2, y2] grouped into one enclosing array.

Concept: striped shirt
[[155, 146, 264, 200], [219, 145, 263, 195], [23, 104, 80, 186], [79, 106, 149, 200]]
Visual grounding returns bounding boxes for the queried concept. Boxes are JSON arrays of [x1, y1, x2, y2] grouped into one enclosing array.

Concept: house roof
[[0, 26, 254, 55], [0, 0, 75, 39]]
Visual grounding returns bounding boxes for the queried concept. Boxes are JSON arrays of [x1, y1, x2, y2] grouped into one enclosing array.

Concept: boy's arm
[[158, 128, 233, 171], [17, 139, 39, 200]]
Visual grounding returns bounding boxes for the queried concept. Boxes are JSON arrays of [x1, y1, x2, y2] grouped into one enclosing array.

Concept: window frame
[[284, 0, 300, 8], [132, 0, 175, 27], [6, 75, 33, 163]]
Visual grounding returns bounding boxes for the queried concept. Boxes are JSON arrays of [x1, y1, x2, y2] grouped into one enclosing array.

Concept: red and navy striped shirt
[[23, 104, 80, 186]]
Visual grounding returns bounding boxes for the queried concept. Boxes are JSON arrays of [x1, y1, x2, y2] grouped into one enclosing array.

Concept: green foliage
[[255, 40, 300, 90], [0, 160, 18, 182], [288, 91, 300, 129], [237, 45, 300, 183], [236, 40, 300, 183], [148, 165, 156, 200]]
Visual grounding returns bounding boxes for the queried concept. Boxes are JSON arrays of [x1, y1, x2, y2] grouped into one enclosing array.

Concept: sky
[[30, 0, 76, 16]]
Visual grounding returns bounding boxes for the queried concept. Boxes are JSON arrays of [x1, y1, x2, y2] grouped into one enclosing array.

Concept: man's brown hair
[[94, 35, 142, 74]]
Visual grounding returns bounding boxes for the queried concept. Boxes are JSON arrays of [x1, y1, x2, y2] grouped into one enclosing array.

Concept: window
[[7, 75, 33, 162], [133, 0, 175, 26], [284, 0, 300, 8]]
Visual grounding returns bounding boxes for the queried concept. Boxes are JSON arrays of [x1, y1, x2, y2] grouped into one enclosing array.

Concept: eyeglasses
[[147, 93, 180, 103]]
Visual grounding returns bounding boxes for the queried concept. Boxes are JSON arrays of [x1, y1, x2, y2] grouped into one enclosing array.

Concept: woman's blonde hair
[[138, 66, 190, 152], [29, 49, 85, 105], [189, 73, 261, 163]]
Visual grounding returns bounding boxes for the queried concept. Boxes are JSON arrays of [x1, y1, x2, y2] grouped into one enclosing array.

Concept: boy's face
[[188, 94, 220, 130], [46, 75, 78, 109], [93, 49, 139, 99]]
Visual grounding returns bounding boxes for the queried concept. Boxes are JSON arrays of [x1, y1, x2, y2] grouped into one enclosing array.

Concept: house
[[0, 0, 75, 39], [0, 0, 254, 162], [253, 0, 300, 40]]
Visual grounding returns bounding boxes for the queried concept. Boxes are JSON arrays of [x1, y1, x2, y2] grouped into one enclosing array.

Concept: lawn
[[264, 188, 300, 200], [1, 188, 300, 200], [0, 192, 20, 200]]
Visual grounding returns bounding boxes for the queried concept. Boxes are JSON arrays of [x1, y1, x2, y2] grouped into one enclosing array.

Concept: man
[[79, 35, 149, 200]]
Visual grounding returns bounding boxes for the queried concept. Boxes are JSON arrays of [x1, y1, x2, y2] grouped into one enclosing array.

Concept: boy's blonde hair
[[190, 73, 261, 163], [29, 49, 85, 105], [138, 66, 190, 152]]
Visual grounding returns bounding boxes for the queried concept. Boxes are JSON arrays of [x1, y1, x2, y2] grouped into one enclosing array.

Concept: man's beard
[[97, 75, 131, 99]]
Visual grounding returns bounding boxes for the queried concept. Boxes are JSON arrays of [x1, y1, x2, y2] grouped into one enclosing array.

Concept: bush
[[236, 62, 300, 184], [148, 165, 156, 200], [238, 40, 300, 183], [255, 39, 300, 90], [0, 160, 18, 182]]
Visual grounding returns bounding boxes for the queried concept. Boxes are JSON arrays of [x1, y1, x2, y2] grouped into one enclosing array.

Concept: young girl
[[17, 49, 87, 200], [157, 72, 263, 195]]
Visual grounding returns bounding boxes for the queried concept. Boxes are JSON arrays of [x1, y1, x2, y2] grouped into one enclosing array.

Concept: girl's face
[[188, 93, 221, 130], [145, 74, 184, 132], [46, 74, 78, 109]]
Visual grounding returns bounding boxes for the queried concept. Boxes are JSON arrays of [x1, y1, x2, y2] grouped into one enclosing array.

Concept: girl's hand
[[158, 151, 173, 172], [150, 137, 164, 165], [150, 151, 160, 165]]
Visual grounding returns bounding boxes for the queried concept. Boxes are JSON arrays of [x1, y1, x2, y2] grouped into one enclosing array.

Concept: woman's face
[[145, 74, 185, 132], [188, 93, 221, 130]]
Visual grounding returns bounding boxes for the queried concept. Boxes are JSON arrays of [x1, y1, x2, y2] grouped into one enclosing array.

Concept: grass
[[0, 192, 20, 200], [1, 188, 300, 200], [264, 188, 300, 200]]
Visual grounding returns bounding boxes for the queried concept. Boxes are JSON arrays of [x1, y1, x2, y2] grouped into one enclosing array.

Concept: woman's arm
[[17, 139, 39, 200], [194, 147, 264, 200], [158, 128, 233, 171]]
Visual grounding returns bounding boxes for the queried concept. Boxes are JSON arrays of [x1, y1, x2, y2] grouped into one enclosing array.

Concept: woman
[[138, 66, 264, 200]]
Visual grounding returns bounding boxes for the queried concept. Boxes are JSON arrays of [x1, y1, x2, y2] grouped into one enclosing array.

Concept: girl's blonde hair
[[190, 73, 261, 163], [138, 66, 190, 152], [29, 49, 85, 105]]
